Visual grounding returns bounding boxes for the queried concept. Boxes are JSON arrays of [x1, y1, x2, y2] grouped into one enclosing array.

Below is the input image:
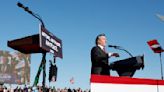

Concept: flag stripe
[[147, 39, 163, 53]]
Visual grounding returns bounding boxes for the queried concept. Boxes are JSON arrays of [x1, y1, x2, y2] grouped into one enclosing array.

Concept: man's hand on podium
[[112, 53, 119, 57]]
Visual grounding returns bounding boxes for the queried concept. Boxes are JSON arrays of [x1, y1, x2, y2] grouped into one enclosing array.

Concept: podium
[[10, 3, 63, 91], [110, 55, 144, 77], [8, 34, 47, 54], [7, 34, 47, 87], [7, 24, 62, 90]]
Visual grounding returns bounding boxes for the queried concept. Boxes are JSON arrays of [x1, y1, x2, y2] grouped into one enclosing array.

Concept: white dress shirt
[[98, 45, 113, 57]]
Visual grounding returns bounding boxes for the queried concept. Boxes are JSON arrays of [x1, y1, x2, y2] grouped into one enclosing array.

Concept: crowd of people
[[0, 85, 90, 92]]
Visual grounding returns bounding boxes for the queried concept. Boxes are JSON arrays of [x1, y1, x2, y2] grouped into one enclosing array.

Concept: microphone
[[108, 45, 121, 48], [17, 2, 45, 27], [17, 2, 23, 7], [17, 2, 32, 14]]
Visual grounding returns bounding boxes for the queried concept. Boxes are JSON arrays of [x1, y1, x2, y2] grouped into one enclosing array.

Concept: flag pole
[[159, 53, 163, 80]]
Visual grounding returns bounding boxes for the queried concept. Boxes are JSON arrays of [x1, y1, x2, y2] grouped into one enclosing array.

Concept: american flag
[[147, 39, 164, 53], [51, 76, 56, 82], [70, 77, 75, 84]]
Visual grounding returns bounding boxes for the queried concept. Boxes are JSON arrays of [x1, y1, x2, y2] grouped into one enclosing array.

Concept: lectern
[[7, 34, 47, 88], [8, 25, 62, 90], [110, 55, 144, 77], [10, 2, 63, 91], [8, 34, 46, 54]]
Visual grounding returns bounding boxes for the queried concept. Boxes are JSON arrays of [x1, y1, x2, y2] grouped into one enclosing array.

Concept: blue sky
[[0, 0, 164, 90]]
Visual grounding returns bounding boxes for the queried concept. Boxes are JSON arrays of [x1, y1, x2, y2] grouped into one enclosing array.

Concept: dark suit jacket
[[91, 46, 110, 75]]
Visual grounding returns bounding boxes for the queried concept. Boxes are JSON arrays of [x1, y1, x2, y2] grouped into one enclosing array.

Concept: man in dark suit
[[91, 34, 119, 75]]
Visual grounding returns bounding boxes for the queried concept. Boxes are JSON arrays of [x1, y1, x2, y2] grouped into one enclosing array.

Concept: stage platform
[[90, 74, 164, 92]]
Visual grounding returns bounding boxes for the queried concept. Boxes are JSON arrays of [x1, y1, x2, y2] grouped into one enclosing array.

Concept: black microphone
[[108, 45, 120, 48], [17, 2, 23, 8], [17, 2, 32, 14], [17, 2, 45, 27]]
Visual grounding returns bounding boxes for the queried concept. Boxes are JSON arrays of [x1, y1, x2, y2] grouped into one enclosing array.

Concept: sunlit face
[[98, 36, 107, 47]]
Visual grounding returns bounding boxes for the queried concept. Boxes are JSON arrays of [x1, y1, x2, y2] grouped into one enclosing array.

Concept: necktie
[[103, 47, 106, 53]]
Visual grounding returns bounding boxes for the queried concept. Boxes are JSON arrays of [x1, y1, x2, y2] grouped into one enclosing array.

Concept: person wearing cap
[[91, 34, 119, 75]]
